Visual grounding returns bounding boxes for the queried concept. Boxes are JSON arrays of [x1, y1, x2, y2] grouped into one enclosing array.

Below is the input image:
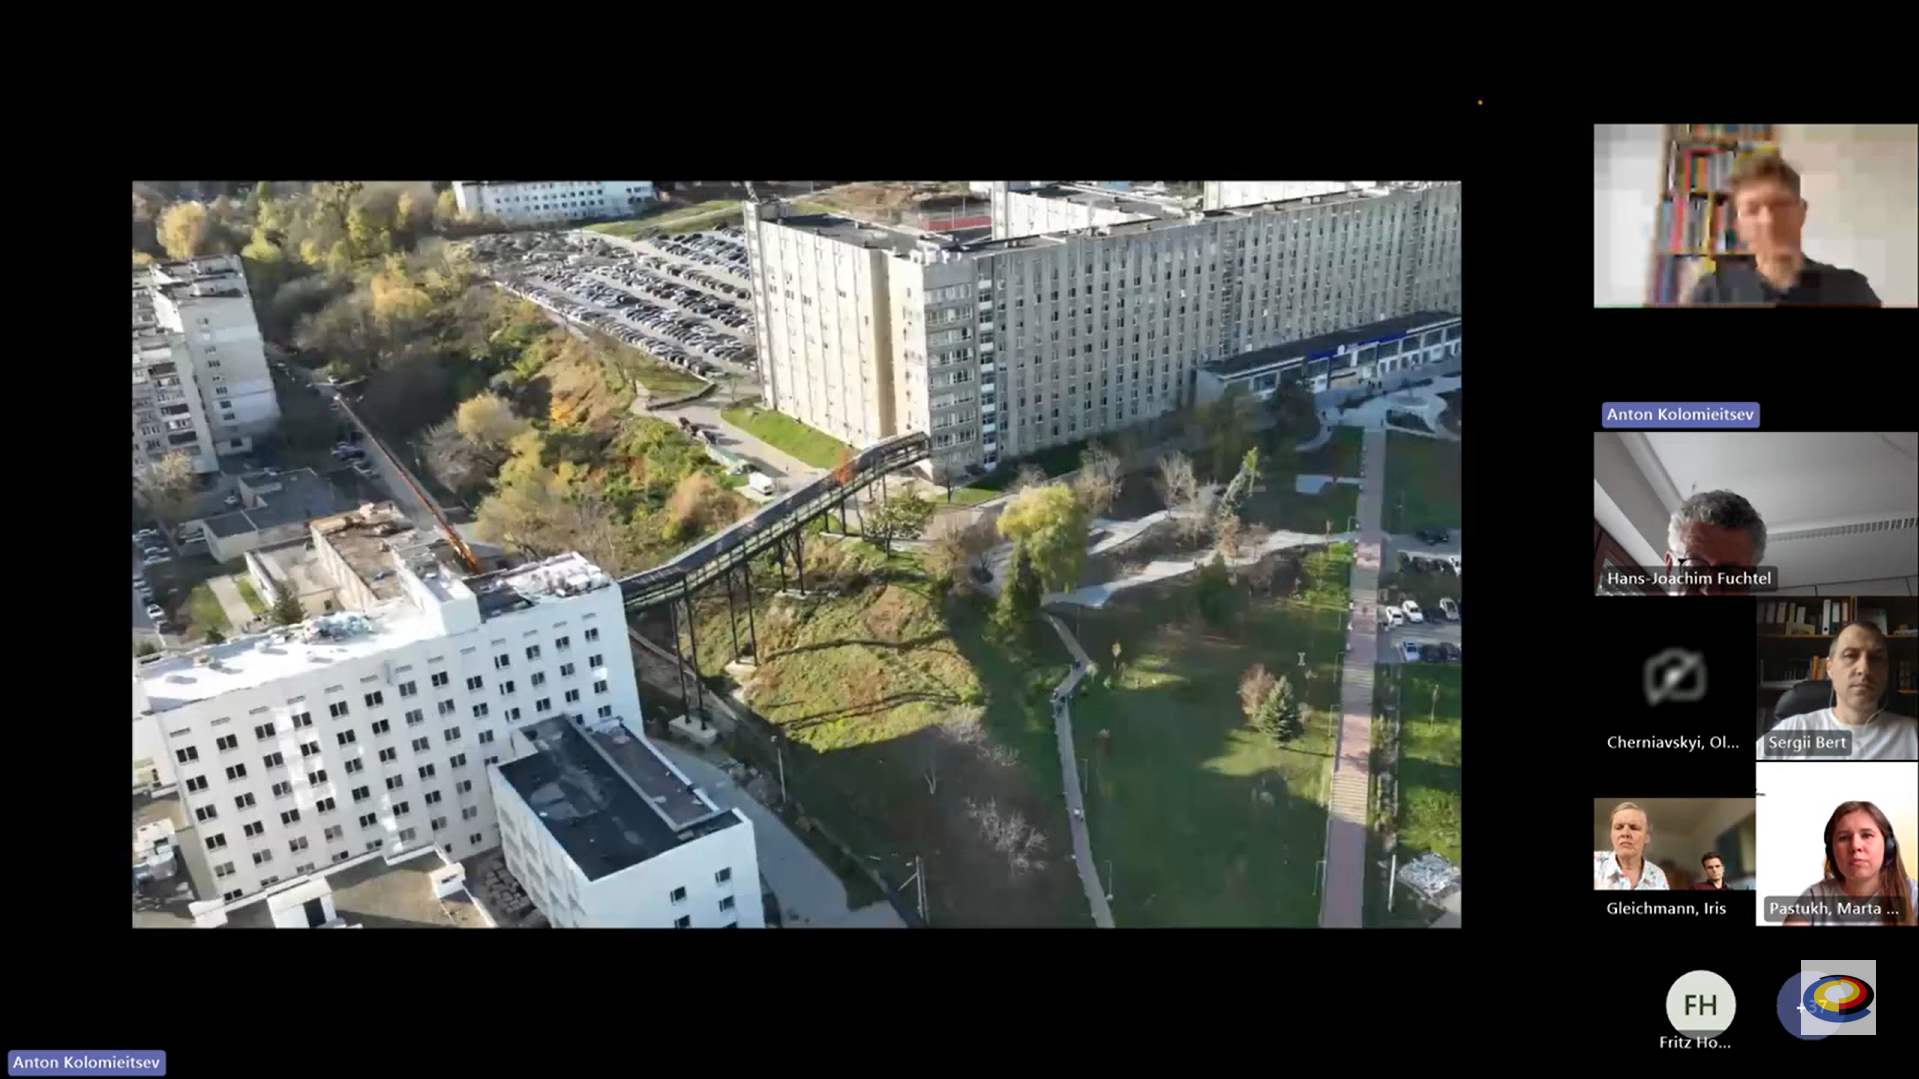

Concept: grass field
[[1393, 663, 1462, 867], [1381, 431, 1461, 533], [585, 200, 743, 239], [185, 582, 231, 640], [720, 406, 852, 469], [614, 347, 707, 399], [234, 577, 267, 615], [679, 541, 1087, 925], [1063, 542, 1354, 925]]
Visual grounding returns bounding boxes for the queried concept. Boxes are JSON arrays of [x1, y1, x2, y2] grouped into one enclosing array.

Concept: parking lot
[[480, 227, 758, 385]]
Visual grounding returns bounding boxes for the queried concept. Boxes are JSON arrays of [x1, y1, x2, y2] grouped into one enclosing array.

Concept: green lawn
[[234, 577, 267, 615], [1394, 663, 1462, 866], [942, 484, 1004, 506], [679, 543, 1086, 926], [1290, 426, 1363, 479], [965, 438, 1092, 492], [1065, 544, 1354, 925], [185, 582, 231, 640], [621, 350, 708, 398], [585, 200, 743, 238], [721, 406, 852, 469], [1381, 431, 1461, 533]]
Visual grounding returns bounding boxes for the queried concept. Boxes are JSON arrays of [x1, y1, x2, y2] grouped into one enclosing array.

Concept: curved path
[[1042, 615, 1115, 928]]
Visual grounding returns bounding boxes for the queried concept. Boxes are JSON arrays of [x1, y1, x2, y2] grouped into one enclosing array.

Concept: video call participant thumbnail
[[1782, 800, 1917, 926], [1594, 802, 1669, 890], [1663, 490, 1765, 595], [1686, 153, 1883, 306], [1762, 621, 1919, 761]]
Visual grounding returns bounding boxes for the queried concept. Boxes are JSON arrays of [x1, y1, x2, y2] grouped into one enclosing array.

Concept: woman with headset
[[1783, 800, 1917, 926]]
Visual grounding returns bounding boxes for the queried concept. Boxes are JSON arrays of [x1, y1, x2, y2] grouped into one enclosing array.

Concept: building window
[[555, 636, 571, 652], [398, 828, 417, 843], [364, 691, 384, 708], [424, 789, 441, 804], [438, 700, 457, 716], [405, 709, 424, 726], [213, 861, 234, 879], [431, 816, 448, 832], [216, 734, 238, 752], [431, 672, 449, 688], [352, 786, 370, 802], [589, 654, 603, 669], [234, 792, 256, 809], [565, 689, 581, 703], [670, 886, 688, 904], [479, 729, 496, 744], [456, 779, 472, 794], [393, 801, 411, 818], [176, 747, 199, 763], [324, 824, 344, 842], [261, 751, 284, 769], [445, 727, 462, 743], [243, 821, 264, 838], [253, 722, 276, 741], [466, 676, 484, 691], [674, 915, 691, 929], [291, 712, 312, 728], [185, 775, 208, 792], [271, 780, 293, 798], [370, 719, 390, 735], [716, 867, 732, 885], [525, 645, 541, 660], [344, 759, 363, 774], [359, 813, 379, 828], [315, 797, 335, 813], [412, 736, 430, 752], [498, 680, 515, 696], [419, 763, 437, 780], [536, 698, 551, 712], [593, 680, 608, 695], [494, 654, 511, 670], [225, 764, 248, 781], [252, 850, 273, 867], [452, 758, 469, 773], [719, 896, 736, 912], [195, 805, 218, 823], [299, 741, 319, 758], [329, 701, 350, 718], [469, 832, 484, 846], [584, 628, 600, 642], [530, 672, 546, 687], [596, 705, 613, 719], [378, 747, 397, 763], [286, 833, 306, 850], [307, 767, 327, 785], [205, 833, 227, 850], [461, 805, 479, 820], [559, 663, 576, 678], [385, 775, 404, 791]]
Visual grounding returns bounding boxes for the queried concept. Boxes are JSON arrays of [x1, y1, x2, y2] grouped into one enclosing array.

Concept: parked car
[[1415, 529, 1451, 545], [1419, 644, 1442, 663], [145, 603, 166, 620], [1401, 600, 1424, 623], [1448, 555, 1462, 574], [1440, 642, 1461, 662], [1383, 606, 1406, 628], [1399, 640, 1422, 663], [1438, 597, 1459, 621]]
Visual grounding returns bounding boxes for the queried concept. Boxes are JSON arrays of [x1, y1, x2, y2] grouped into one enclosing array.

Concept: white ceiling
[[1616, 431, 1918, 588], [1592, 798, 1755, 849]]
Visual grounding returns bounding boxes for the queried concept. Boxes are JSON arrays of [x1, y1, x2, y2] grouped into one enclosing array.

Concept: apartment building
[[132, 254, 279, 474], [1203, 181, 1368, 210], [744, 180, 1462, 479], [133, 508, 649, 906], [491, 715, 763, 928], [1195, 310, 1461, 405], [451, 181, 656, 225]]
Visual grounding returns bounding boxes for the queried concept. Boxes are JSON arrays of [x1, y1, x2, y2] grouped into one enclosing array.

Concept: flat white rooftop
[[467, 552, 616, 621], [138, 604, 443, 713]]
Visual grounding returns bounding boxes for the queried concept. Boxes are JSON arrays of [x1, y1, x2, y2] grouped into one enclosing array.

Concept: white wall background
[[1754, 760, 1918, 925], [1594, 124, 1919, 306]]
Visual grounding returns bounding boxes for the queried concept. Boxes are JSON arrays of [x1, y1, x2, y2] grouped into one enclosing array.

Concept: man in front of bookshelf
[[1594, 802, 1670, 890], [1760, 621, 1918, 761], [1686, 154, 1883, 306]]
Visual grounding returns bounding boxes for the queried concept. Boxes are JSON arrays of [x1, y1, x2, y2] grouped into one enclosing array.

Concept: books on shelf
[[1652, 256, 1708, 305], [1757, 598, 1854, 634], [1685, 123, 1775, 140]]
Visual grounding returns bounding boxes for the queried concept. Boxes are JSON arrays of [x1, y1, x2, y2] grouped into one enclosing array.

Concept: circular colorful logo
[[1802, 975, 1874, 1023]]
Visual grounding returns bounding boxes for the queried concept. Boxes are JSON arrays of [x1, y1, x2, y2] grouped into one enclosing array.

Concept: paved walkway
[[1320, 426, 1387, 928], [1041, 528, 1360, 610], [205, 575, 259, 634], [1042, 615, 1115, 929]]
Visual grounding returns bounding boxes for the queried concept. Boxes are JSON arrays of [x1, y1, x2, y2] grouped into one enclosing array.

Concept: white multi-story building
[[133, 254, 279, 474], [744, 180, 1461, 479], [491, 715, 763, 928], [133, 504, 674, 907], [1203, 181, 1370, 210], [451, 181, 656, 225]]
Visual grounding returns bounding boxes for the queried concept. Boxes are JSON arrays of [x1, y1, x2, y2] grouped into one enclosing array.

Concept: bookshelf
[[1646, 124, 1779, 306], [1755, 596, 1919, 727]]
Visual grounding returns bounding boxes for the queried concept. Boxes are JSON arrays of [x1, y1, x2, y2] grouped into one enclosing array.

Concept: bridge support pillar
[[793, 529, 805, 594], [742, 559, 758, 660], [665, 594, 689, 708], [724, 560, 742, 664], [681, 583, 704, 719]]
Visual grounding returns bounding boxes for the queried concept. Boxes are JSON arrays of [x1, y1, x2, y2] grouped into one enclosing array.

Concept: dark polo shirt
[[1691, 881, 1729, 891], [1687, 256, 1881, 305]]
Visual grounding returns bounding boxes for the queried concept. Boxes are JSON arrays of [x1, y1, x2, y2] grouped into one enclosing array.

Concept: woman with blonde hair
[[1594, 802, 1669, 890]]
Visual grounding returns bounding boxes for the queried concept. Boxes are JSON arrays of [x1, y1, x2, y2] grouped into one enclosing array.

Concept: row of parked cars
[[1382, 596, 1460, 627], [1400, 640, 1461, 663], [650, 229, 751, 282], [510, 274, 727, 378]]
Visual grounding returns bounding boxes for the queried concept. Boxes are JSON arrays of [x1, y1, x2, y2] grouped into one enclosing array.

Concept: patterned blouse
[[1594, 851, 1670, 890]]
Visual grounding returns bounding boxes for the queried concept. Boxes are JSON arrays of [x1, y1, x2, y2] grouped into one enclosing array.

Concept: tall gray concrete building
[[745, 181, 1460, 480]]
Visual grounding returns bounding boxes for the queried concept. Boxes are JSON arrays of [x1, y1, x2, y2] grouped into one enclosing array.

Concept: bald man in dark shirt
[[1687, 153, 1882, 306]]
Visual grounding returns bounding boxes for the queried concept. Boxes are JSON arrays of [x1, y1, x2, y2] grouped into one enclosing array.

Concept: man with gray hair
[[1663, 490, 1767, 595]]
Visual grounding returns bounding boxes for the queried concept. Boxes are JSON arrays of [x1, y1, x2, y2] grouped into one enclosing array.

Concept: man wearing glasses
[[1686, 154, 1882, 306], [1664, 489, 1766, 595]]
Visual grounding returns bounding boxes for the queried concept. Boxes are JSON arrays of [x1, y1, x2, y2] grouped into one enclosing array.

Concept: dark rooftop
[[201, 470, 354, 537], [773, 213, 930, 257], [222, 850, 491, 929], [1207, 311, 1459, 377], [496, 716, 738, 882]]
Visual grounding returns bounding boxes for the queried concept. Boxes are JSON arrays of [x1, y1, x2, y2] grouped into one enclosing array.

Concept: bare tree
[[133, 451, 197, 525], [1073, 441, 1123, 519], [964, 797, 1050, 875], [1239, 663, 1277, 723], [1215, 513, 1245, 560], [421, 417, 496, 495], [1174, 486, 1217, 550], [1009, 462, 1048, 494], [1156, 450, 1197, 513]]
